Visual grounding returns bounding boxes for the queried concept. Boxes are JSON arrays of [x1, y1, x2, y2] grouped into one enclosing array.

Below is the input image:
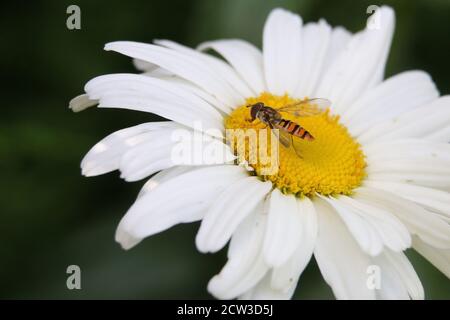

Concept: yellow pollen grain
[[224, 92, 367, 197]]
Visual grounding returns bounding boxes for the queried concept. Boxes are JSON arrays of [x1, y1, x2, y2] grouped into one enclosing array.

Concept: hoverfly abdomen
[[247, 98, 329, 157]]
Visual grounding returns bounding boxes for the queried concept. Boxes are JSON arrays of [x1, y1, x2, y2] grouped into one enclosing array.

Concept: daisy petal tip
[[115, 227, 142, 250], [206, 276, 229, 300], [80, 162, 98, 177], [194, 234, 209, 254], [69, 94, 97, 112]]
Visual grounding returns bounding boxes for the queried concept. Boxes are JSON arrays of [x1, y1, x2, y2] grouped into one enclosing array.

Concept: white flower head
[[71, 6, 450, 299]]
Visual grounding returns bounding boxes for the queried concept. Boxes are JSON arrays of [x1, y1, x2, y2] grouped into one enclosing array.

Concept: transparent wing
[[272, 128, 304, 159], [268, 121, 291, 148], [291, 136, 304, 158], [277, 98, 331, 117]]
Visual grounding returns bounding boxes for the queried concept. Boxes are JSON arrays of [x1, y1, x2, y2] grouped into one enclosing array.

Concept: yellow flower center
[[225, 92, 366, 197]]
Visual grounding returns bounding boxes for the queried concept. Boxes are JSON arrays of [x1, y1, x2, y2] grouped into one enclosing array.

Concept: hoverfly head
[[248, 102, 264, 122]]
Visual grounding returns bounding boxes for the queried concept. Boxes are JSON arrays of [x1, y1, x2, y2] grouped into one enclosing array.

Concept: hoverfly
[[247, 98, 331, 157]]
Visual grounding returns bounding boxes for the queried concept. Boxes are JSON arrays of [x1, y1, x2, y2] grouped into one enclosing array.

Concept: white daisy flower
[[71, 6, 450, 300]]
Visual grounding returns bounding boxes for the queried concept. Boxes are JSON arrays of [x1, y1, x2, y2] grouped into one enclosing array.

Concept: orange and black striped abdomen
[[276, 119, 314, 141]]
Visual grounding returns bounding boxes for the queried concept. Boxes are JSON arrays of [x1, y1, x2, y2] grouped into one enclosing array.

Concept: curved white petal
[[137, 166, 197, 199], [81, 122, 179, 177], [338, 195, 411, 253], [364, 139, 450, 161], [426, 125, 450, 143], [372, 254, 409, 300], [85, 73, 224, 132], [316, 6, 395, 115], [132, 58, 157, 72], [240, 271, 296, 300], [262, 189, 302, 267], [322, 194, 413, 255], [198, 39, 265, 95], [69, 94, 98, 112], [196, 177, 272, 253], [115, 165, 247, 249], [364, 180, 450, 219], [313, 199, 376, 300], [143, 73, 228, 113], [271, 197, 317, 291], [373, 250, 424, 300], [105, 41, 238, 112], [320, 196, 384, 256], [383, 250, 424, 299], [263, 8, 303, 95], [294, 19, 331, 98], [155, 39, 254, 102], [208, 211, 269, 299], [119, 132, 235, 182], [413, 236, 450, 279], [342, 71, 438, 136], [356, 187, 450, 249], [364, 140, 450, 187], [358, 96, 450, 145], [321, 26, 352, 73]]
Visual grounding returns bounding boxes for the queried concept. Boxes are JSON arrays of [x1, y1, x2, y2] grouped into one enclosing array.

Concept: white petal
[[321, 26, 352, 73], [85, 73, 224, 132], [198, 39, 265, 95], [372, 253, 409, 300], [115, 165, 247, 249], [154, 39, 253, 101], [208, 211, 269, 299], [326, 193, 411, 255], [294, 20, 331, 97], [364, 180, 450, 219], [262, 189, 302, 267], [145, 73, 228, 113], [426, 125, 450, 142], [382, 250, 424, 299], [337, 195, 411, 253], [358, 96, 449, 145], [271, 197, 317, 291], [342, 71, 438, 136], [364, 140, 450, 187], [240, 272, 296, 300], [313, 199, 376, 300], [105, 41, 238, 112], [196, 177, 272, 253], [81, 122, 179, 177], [132, 58, 157, 72], [119, 132, 235, 182], [413, 236, 450, 279], [373, 250, 424, 299], [263, 8, 302, 95], [367, 160, 450, 176], [320, 196, 384, 256], [316, 6, 395, 115], [364, 139, 450, 161], [364, 95, 448, 142], [69, 94, 98, 112], [356, 187, 450, 249], [137, 166, 197, 198]]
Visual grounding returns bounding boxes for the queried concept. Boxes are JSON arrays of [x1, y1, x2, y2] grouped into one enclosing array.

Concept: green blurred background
[[1, 0, 450, 299]]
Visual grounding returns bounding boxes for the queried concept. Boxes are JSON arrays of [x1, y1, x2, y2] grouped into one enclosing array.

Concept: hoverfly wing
[[291, 136, 304, 159], [268, 120, 291, 148], [307, 98, 331, 111], [278, 98, 331, 117]]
